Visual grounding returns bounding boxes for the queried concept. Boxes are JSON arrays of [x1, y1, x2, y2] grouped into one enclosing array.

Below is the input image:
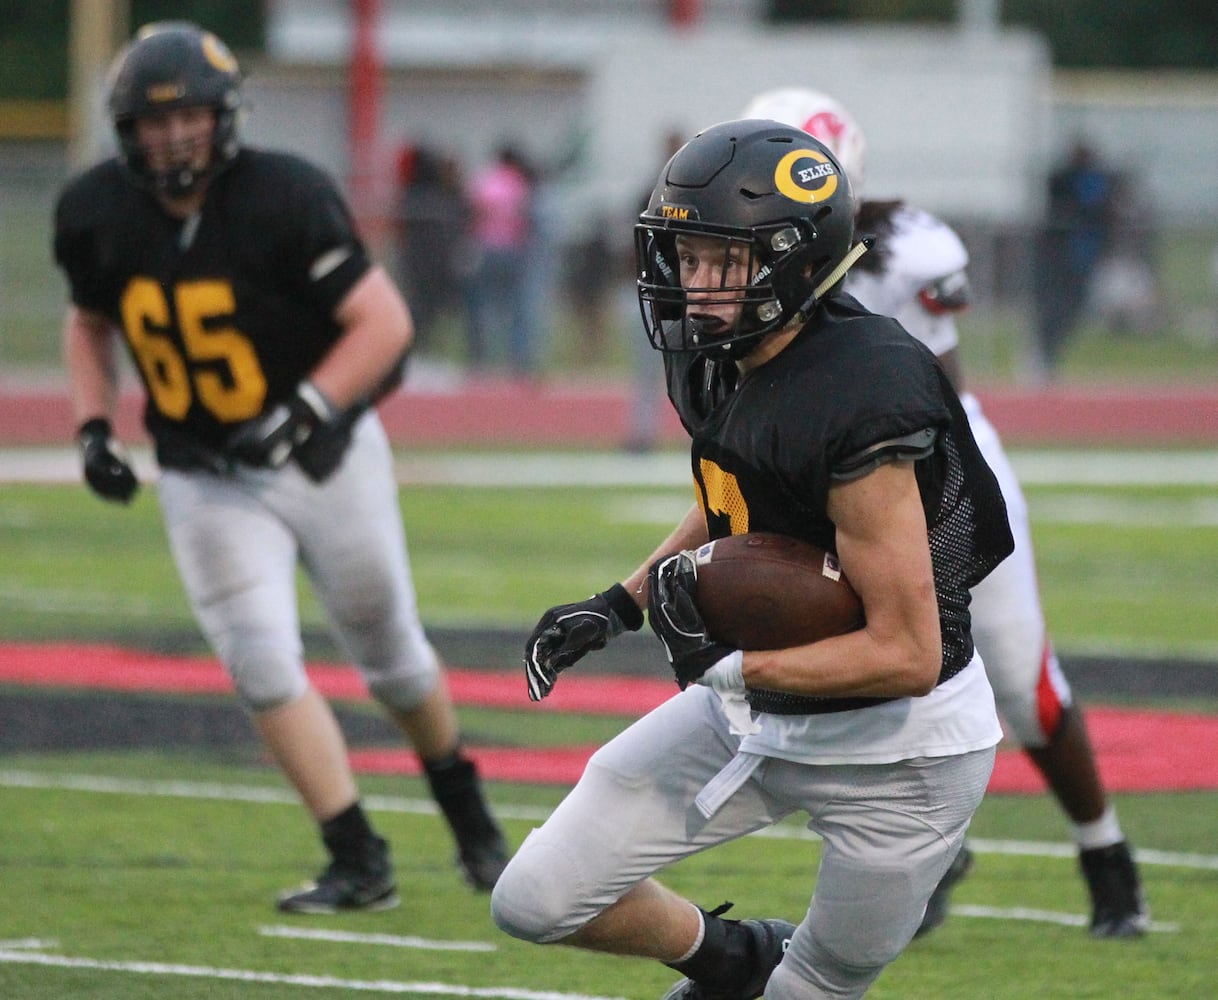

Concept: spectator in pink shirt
[[465, 144, 537, 377]]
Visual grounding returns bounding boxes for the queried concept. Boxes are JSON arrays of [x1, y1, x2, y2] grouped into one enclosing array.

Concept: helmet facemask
[[637, 214, 836, 360], [635, 120, 862, 361], [116, 105, 234, 199]]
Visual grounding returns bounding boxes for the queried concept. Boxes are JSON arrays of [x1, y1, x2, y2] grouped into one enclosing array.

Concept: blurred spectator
[[395, 142, 470, 355], [1033, 139, 1116, 375], [1089, 170, 1161, 337], [464, 144, 537, 378]]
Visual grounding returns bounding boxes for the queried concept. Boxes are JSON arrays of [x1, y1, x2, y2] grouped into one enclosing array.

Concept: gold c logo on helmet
[[774, 148, 839, 204], [202, 33, 239, 74]]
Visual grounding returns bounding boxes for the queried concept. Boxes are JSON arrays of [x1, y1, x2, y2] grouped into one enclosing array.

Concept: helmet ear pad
[[753, 213, 840, 327]]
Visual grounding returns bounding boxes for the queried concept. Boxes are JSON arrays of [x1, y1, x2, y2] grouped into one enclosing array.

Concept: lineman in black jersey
[[498, 121, 1013, 1000], [53, 22, 507, 913]]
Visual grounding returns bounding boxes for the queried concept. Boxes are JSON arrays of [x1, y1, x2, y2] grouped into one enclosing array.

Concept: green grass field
[[2, 464, 1217, 998]]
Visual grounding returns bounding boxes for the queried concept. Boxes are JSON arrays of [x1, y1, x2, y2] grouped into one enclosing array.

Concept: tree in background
[[765, 0, 1218, 69], [0, 0, 264, 100]]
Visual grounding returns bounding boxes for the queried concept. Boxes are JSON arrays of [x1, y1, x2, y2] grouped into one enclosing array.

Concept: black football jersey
[[666, 293, 1014, 710], [53, 149, 372, 457]]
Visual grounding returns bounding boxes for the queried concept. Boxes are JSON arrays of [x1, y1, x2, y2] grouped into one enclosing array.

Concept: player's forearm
[[743, 620, 942, 699], [622, 504, 708, 609], [312, 266, 413, 409], [62, 307, 121, 424]]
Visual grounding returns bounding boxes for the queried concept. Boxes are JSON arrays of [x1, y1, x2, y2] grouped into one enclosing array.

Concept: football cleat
[[1080, 841, 1149, 939], [276, 836, 398, 914], [455, 824, 510, 892], [914, 844, 974, 938], [661, 918, 796, 1000]]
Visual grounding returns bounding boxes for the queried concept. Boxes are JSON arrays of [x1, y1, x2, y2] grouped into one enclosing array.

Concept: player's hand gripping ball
[[647, 551, 738, 689], [685, 533, 865, 650]]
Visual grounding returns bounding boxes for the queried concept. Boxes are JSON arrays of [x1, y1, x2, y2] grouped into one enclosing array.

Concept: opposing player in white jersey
[[741, 87, 1147, 939]]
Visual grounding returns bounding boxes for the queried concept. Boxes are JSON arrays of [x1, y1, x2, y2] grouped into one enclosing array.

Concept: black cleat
[[1080, 841, 1149, 939], [277, 836, 399, 914], [661, 918, 797, 1000], [915, 844, 974, 938], [455, 825, 510, 891]]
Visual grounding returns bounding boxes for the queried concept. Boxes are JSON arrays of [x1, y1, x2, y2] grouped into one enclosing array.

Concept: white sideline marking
[[0, 947, 625, 999], [260, 925, 496, 952], [952, 904, 1179, 934], [2, 769, 1218, 873], [0, 769, 551, 824], [5, 447, 1218, 488]]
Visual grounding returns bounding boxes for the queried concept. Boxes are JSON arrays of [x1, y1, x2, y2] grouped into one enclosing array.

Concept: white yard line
[[1, 768, 1215, 872], [0, 947, 626, 1000], [951, 905, 1178, 934], [259, 925, 496, 952]]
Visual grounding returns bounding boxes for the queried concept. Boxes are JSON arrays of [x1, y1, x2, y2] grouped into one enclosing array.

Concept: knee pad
[[490, 833, 589, 943], [217, 634, 308, 713], [362, 635, 442, 712]]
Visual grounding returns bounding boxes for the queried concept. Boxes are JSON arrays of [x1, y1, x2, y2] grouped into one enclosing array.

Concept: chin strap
[[794, 236, 874, 323]]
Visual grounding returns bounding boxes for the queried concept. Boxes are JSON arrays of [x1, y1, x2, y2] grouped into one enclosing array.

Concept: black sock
[[422, 750, 501, 844], [320, 802, 379, 862], [668, 903, 751, 986]]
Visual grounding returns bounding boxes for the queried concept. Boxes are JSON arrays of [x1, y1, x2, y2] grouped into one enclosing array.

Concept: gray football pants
[[491, 684, 994, 999], [157, 412, 439, 713]]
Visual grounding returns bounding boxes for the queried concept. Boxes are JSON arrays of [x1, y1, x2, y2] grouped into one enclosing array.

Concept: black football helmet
[[636, 119, 862, 359], [107, 21, 243, 198]]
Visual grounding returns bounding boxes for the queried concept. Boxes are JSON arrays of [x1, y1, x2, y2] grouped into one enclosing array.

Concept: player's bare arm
[[742, 460, 942, 699], [62, 305, 122, 424], [622, 503, 710, 609], [309, 265, 413, 410]]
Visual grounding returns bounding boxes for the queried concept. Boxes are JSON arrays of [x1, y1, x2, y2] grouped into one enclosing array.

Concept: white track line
[[2, 769, 1216, 872]]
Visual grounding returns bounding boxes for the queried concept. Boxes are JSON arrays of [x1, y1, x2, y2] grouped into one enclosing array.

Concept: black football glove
[[77, 418, 138, 504], [524, 583, 644, 701], [293, 403, 363, 483], [228, 380, 337, 473], [648, 551, 736, 690]]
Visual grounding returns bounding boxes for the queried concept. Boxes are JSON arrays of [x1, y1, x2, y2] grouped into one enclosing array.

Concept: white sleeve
[[847, 206, 968, 357]]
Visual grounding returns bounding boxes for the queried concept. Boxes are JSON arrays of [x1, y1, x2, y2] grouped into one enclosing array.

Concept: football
[[689, 532, 865, 650]]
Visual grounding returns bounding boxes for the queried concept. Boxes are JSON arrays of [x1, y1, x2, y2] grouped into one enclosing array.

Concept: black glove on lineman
[[228, 380, 344, 479], [77, 418, 138, 504], [524, 583, 644, 701], [293, 403, 363, 483], [648, 551, 736, 689]]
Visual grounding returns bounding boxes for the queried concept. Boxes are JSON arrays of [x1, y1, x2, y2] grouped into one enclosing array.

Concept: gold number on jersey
[[177, 280, 266, 421], [121, 277, 192, 420], [120, 277, 267, 423], [698, 458, 750, 534]]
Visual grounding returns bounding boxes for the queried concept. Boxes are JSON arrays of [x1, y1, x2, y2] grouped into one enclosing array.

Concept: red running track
[[2, 378, 1218, 447], [4, 642, 1216, 793]]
